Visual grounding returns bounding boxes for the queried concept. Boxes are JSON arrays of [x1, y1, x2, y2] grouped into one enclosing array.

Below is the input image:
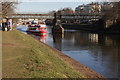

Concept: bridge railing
[[7, 13, 54, 19]]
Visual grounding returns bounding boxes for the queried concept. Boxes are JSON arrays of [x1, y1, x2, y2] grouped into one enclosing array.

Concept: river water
[[17, 25, 120, 78]]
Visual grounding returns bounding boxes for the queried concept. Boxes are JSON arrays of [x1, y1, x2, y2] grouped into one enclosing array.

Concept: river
[[16, 25, 120, 78]]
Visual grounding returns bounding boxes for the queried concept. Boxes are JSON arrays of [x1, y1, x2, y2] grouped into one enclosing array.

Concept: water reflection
[[36, 35, 47, 43], [16, 25, 28, 34], [62, 31, 119, 78], [17, 25, 120, 78], [53, 33, 64, 51]]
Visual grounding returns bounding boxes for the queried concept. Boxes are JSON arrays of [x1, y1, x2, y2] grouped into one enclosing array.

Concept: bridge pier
[[52, 13, 64, 34]]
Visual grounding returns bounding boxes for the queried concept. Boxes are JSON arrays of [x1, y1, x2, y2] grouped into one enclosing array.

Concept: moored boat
[[27, 21, 47, 36]]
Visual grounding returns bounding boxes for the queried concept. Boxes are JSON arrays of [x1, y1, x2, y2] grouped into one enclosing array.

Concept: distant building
[[89, 3, 101, 13], [57, 8, 75, 15], [75, 4, 91, 13], [75, 3, 101, 14]]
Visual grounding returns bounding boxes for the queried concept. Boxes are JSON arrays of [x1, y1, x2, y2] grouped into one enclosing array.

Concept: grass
[[2, 29, 85, 78]]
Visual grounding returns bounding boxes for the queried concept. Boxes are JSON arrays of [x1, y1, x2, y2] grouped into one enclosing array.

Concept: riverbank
[[2, 28, 105, 78]]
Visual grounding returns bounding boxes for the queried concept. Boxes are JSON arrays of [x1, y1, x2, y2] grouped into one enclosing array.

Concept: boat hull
[[27, 30, 46, 36]]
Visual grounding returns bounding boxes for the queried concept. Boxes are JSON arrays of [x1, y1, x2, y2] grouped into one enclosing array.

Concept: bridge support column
[[52, 13, 64, 34]]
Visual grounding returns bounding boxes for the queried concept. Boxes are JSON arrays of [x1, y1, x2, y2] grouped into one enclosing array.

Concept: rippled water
[[17, 25, 120, 78]]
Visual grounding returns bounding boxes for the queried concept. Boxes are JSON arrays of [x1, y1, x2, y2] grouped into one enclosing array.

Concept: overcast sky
[[15, 2, 94, 13], [19, 0, 96, 2]]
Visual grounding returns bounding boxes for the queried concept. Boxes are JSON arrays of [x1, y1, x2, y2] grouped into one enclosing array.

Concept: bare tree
[[0, 0, 19, 18], [56, 7, 74, 15], [104, 2, 120, 21]]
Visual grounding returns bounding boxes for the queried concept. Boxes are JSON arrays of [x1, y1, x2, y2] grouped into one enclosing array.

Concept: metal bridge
[[8, 13, 54, 19], [60, 13, 102, 19], [5, 13, 102, 19], [0, 13, 102, 24], [57, 13, 103, 24]]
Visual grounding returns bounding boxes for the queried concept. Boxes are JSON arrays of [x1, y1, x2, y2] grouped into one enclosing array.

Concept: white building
[[75, 4, 91, 13], [75, 3, 101, 13]]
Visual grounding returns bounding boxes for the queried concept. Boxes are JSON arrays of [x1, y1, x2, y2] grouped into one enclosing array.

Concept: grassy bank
[[2, 29, 85, 78], [2, 28, 105, 79]]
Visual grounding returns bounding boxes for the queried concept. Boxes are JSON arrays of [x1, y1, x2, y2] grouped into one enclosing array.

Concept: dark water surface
[[17, 25, 120, 78]]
